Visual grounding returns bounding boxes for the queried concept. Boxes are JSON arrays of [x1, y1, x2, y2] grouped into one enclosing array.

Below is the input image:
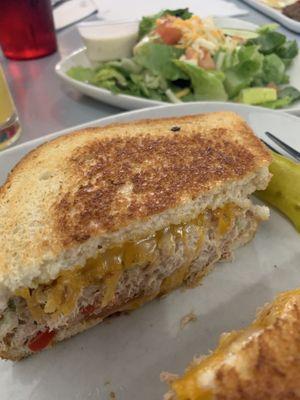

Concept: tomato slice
[[156, 22, 182, 45], [198, 50, 216, 70], [28, 329, 56, 352], [80, 304, 96, 316]]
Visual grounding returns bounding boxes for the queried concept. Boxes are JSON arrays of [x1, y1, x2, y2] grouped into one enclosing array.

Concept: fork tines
[[265, 131, 300, 162], [261, 139, 281, 155]]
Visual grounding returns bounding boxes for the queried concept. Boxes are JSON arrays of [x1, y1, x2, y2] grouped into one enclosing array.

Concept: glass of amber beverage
[[0, 66, 21, 150]]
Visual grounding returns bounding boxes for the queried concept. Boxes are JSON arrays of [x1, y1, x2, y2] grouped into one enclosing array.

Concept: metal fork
[[261, 131, 300, 162]]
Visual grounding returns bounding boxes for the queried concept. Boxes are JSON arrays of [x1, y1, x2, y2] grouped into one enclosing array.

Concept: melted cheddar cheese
[[171, 288, 300, 400], [15, 204, 236, 322], [214, 203, 235, 235]]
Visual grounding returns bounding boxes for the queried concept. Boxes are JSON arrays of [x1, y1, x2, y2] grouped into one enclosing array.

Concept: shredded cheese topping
[[171, 16, 225, 51], [155, 15, 242, 58]]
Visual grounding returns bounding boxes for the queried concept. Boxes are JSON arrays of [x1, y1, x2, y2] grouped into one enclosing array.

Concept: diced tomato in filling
[[156, 22, 182, 45], [80, 304, 96, 316], [28, 329, 56, 352]]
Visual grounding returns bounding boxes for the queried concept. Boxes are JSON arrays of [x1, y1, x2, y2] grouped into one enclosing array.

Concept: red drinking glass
[[0, 0, 57, 60]]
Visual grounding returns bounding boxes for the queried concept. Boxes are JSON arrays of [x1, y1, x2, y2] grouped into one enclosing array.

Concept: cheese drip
[[15, 204, 235, 322]]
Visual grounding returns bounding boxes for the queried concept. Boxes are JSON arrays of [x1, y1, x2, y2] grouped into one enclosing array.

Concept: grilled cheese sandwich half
[[165, 289, 300, 400], [0, 111, 271, 360]]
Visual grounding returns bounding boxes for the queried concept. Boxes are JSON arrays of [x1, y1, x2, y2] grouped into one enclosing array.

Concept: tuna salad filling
[[0, 203, 266, 358]]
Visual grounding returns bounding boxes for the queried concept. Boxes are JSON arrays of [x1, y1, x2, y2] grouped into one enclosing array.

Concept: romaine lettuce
[[67, 67, 96, 82], [174, 60, 228, 101], [262, 54, 287, 84], [134, 43, 186, 80], [66, 15, 299, 109], [278, 86, 300, 102], [223, 46, 263, 98], [247, 30, 286, 54], [261, 97, 293, 109]]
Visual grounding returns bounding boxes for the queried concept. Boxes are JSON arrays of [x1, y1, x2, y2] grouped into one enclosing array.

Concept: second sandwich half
[[0, 111, 271, 360]]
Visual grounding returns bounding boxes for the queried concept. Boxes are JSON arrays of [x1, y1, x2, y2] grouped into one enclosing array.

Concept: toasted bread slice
[[0, 111, 270, 293], [0, 111, 271, 359], [165, 289, 300, 400]]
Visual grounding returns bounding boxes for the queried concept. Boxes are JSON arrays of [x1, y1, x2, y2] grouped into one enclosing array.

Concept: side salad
[[68, 8, 300, 109]]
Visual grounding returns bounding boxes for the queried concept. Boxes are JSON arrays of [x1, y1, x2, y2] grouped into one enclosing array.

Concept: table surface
[[1, 0, 299, 148]]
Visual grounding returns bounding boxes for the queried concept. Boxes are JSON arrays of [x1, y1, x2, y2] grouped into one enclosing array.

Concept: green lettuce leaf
[[223, 46, 264, 98], [247, 30, 286, 54], [129, 73, 166, 100], [174, 60, 227, 101], [134, 43, 186, 80], [257, 24, 278, 33], [276, 40, 299, 67], [262, 54, 287, 84], [67, 65, 130, 94], [165, 8, 192, 19], [85, 66, 128, 93], [91, 67, 127, 86], [276, 40, 298, 59], [67, 66, 96, 82], [278, 86, 300, 102], [103, 59, 143, 76], [246, 25, 298, 73], [261, 96, 293, 109]]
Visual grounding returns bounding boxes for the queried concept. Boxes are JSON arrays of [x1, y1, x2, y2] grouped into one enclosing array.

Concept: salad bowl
[[56, 17, 300, 113]]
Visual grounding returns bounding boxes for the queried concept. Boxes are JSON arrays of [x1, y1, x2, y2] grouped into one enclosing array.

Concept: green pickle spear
[[256, 151, 300, 232]]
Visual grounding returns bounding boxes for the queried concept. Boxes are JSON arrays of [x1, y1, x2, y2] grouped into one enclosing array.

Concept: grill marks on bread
[[55, 125, 256, 244], [0, 112, 271, 291]]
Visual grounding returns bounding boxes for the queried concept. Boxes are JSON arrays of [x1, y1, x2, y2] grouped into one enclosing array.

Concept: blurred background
[[0, 0, 299, 150]]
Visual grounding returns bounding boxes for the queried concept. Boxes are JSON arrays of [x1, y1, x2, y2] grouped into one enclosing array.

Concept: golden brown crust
[[169, 290, 300, 400], [56, 129, 255, 244], [54, 114, 270, 245], [213, 306, 300, 399], [0, 112, 271, 290]]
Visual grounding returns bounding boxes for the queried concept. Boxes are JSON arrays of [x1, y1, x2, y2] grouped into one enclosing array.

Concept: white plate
[[55, 17, 300, 114], [0, 102, 299, 400], [241, 0, 300, 33]]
